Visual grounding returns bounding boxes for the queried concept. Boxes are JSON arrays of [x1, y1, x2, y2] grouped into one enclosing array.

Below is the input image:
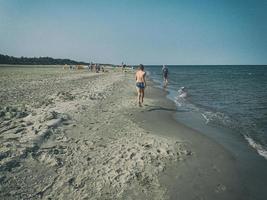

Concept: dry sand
[[0, 67, 191, 199]]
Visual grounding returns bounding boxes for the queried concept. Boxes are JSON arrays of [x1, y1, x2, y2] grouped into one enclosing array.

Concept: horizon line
[[1, 53, 266, 66]]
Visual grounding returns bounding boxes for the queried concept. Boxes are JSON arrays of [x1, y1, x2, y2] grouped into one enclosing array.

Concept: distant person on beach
[[135, 64, 146, 106], [89, 62, 93, 71], [93, 64, 96, 72], [162, 65, 168, 88]]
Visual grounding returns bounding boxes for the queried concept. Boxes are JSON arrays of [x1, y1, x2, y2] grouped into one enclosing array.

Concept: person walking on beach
[[162, 65, 168, 88], [135, 64, 146, 106], [89, 62, 93, 71]]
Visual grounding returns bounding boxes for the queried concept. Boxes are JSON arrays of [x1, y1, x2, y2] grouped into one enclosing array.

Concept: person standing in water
[[162, 65, 168, 88], [135, 64, 146, 106]]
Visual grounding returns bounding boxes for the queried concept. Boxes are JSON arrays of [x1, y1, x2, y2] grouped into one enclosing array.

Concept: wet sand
[[134, 84, 243, 200], [137, 76, 267, 200]]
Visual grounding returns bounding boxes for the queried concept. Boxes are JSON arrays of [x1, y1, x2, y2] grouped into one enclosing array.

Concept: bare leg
[[136, 88, 141, 106], [139, 91, 142, 106], [165, 78, 168, 87], [163, 77, 168, 88], [141, 89, 144, 104]]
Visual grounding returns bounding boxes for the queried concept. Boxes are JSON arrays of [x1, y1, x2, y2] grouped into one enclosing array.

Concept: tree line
[[0, 54, 89, 65]]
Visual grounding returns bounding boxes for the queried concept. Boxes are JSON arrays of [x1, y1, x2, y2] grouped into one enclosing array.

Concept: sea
[[146, 65, 267, 160]]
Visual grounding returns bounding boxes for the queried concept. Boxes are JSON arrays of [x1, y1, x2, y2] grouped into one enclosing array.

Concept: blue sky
[[0, 0, 266, 64]]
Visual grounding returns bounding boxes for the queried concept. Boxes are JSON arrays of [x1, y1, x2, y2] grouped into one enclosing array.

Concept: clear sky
[[0, 0, 266, 65]]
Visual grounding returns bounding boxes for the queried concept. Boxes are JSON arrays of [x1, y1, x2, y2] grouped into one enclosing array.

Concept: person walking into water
[[162, 65, 168, 88], [135, 64, 146, 106]]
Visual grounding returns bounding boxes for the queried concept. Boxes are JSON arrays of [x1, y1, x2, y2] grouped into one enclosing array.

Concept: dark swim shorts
[[163, 72, 168, 78], [136, 82, 145, 89]]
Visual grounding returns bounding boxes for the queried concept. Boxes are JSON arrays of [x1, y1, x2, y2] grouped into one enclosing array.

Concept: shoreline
[[134, 79, 243, 199], [1, 66, 267, 199], [144, 75, 267, 200]]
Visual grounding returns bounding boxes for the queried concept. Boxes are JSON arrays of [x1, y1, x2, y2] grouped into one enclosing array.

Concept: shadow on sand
[[145, 105, 177, 112]]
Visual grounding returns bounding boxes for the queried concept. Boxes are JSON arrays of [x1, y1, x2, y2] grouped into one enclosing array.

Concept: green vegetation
[[0, 54, 89, 65]]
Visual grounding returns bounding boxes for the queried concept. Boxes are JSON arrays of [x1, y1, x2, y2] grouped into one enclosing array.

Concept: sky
[[0, 0, 266, 65]]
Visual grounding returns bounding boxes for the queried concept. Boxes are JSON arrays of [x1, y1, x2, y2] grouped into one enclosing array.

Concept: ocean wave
[[201, 111, 232, 126], [147, 66, 267, 161], [201, 113, 210, 124], [177, 87, 188, 98], [244, 135, 267, 160], [174, 87, 189, 107], [173, 87, 205, 114], [201, 111, 267, 160]]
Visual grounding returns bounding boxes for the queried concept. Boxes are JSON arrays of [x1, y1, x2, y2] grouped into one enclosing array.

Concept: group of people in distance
[[89, 62, 102, 73], [135, 64, 168, 107]]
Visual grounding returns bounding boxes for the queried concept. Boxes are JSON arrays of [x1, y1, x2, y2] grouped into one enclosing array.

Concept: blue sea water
[[146, 65, 267, 159]]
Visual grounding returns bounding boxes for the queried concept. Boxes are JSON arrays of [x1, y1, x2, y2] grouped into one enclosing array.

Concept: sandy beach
[[2, 66, 265, 200], [1, 0, 267, 199], [0, 66, 192, 199]]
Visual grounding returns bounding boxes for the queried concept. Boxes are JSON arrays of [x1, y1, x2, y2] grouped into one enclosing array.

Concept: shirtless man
[[135, 64, 146, 106]]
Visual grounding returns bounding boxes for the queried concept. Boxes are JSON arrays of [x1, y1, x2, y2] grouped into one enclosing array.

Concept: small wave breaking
[[177, 87, 188, 98], [175, 87, 188, 107], [244, 135, 267, 160], [201, 111, 232, 126]]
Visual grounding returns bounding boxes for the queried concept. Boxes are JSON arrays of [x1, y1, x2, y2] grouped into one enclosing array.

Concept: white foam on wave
[[174, 99, 182, 107], [201, 111, 232, 126], [173, 87, 202, 113], [201, 111, 267, 160], [201, 113, 210, 124], [244, 135, 267, 160], [177, 87, 187, 98], [174, 86, 188, 107]]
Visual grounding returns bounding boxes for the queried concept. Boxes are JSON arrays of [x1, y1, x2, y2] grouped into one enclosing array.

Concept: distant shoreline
[[0, 53, 90, 65], [0, 64, 64, 67]]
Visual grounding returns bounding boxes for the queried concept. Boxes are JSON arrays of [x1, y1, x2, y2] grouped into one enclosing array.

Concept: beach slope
[[0, 67, 190, 199]]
